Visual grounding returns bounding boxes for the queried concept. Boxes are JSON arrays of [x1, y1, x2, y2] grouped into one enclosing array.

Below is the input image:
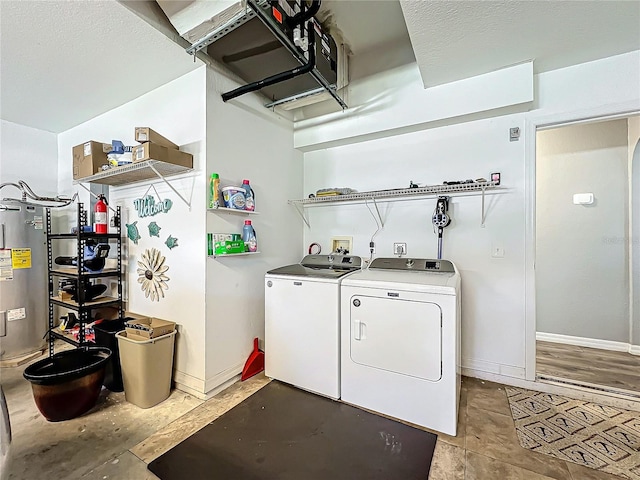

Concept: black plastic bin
[[93, 319, 126, 392]]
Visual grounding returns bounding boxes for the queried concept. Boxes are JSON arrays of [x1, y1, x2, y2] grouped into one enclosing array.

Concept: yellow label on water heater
[[11, 248, 31, 269]]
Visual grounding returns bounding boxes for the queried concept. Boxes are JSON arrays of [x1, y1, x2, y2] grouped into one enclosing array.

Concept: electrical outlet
[[393, 242, 407, 256], [491, 246, 505, 258]]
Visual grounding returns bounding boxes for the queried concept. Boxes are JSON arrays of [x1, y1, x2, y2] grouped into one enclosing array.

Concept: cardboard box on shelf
[[134, 127, 178, 150], [124, 317, 176, 339], [131, 142, 193, 169], [72, 141, 111, 180], [58, 290, 73, 301], [124, 311, 149, 323]]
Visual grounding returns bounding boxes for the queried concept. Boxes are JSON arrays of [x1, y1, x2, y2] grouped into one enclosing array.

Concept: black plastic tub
[[23, 347, 111, 422], [94, 320, 126, 392]]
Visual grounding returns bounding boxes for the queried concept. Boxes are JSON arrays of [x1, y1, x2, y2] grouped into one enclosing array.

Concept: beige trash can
[[115, 330, 177, 408]]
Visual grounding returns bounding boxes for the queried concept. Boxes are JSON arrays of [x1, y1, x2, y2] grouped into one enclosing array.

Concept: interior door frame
[[523, 101, 640, 382]]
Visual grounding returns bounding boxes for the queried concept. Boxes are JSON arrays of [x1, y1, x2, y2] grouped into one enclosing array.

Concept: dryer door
[[349, 295, 442, 381]]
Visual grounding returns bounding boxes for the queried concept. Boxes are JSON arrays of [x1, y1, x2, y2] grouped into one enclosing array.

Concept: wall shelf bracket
[[481, 185, 487, 227], [292, 201, 310, 228]]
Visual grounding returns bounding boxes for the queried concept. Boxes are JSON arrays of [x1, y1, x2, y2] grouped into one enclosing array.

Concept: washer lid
[[267, 255, 362, 279]]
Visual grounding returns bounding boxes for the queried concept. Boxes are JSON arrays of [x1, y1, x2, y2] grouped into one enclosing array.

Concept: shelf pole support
[[76, 182, 118, 214], [292, 202, 310, 228], [372, 197, 384, 228], [481, 185, 487, 227], [147, 163, 191, 209]]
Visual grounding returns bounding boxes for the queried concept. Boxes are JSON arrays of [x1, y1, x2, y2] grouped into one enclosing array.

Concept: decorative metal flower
[[137, 248, 169, 301]]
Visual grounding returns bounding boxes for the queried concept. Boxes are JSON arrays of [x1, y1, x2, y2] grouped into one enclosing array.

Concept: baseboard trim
[[537, 332, 640, 355], [462, 358, 525, 379], [205, 361, 245, 394], [173, 382, 208, 400], [461, 369, 640, 413], [173, 370, 206, 399]]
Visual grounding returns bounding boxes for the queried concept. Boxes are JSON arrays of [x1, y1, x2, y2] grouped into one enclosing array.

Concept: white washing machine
[[340, 257, 461, 436], [265, 255, 362, 400]]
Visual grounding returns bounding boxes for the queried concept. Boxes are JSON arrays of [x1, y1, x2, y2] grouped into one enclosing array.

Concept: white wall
[[0, 120, 58, 195], [630, 116, 640, 346], [295, 61, 534, 151], [57, 67, 208, 390], [204, 69, 303, 393], [297, 50, 640, 380], [536, 120, 629, 342]]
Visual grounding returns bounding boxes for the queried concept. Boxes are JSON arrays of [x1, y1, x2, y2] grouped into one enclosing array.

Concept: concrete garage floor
[[2, 353, 628, 480], [1, 349, 202, 480]]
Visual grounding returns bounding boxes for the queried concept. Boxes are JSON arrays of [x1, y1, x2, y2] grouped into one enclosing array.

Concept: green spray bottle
[[209, 173, 220, 209]]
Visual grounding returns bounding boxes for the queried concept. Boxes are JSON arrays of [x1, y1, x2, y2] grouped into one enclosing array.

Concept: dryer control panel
[[369, 257, 455, 272]]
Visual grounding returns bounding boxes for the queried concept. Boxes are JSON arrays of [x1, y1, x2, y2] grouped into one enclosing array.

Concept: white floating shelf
[[208, 251, 261, 259], [207, 207, 260, 215]]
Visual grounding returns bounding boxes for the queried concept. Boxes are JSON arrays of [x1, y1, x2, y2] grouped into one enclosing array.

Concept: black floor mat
[[148, 381, 437, 480]]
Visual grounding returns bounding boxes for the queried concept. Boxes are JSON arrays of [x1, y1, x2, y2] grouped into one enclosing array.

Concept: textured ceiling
[[401, 0, 640, 87], [1, 0, 639, 133], [0, 0, 201, 133]]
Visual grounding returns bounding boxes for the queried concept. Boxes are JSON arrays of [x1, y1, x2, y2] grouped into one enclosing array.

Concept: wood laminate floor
[[537, 340, 640, 393]]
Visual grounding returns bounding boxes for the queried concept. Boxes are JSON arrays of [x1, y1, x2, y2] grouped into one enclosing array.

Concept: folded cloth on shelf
[[315, 188, 357, 197]]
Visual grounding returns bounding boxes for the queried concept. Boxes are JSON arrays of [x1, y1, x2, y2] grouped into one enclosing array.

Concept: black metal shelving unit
[[45, 203, 123, 356]]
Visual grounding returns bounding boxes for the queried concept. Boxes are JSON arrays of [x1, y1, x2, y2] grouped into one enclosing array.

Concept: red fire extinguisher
[[94, 194, 108, 234]]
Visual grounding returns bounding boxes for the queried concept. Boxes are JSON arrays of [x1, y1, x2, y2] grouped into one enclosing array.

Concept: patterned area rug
[[506, 387, 640, 479]]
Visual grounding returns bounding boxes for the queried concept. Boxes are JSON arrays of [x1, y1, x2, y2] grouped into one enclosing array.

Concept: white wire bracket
[[76, 182, 118, 214], [480, 185, 487, 228], [364, 196, 385, 229], [146, 163, 192, 210], [292, 201, 310, 228]]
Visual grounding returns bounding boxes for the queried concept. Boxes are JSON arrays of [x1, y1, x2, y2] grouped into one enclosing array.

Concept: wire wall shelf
[[74, 160, 192, 187], [288, 181, 503, 228], [74, 160, 194, 208]]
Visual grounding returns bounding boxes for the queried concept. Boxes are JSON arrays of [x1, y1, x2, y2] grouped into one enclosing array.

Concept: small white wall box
[[331, 236, 353, 254], [573, 193, 594, 205]]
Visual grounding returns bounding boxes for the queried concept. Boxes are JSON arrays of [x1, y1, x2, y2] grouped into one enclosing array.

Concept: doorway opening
[[534, 114, 640, 397]]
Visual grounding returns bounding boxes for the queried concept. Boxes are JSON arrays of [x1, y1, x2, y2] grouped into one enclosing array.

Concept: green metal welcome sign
[[133, 195, 173, 218]]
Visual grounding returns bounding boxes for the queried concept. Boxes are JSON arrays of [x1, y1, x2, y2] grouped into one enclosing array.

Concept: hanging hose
[[0, 180, 77, 208], [432, 196, 451, 260]]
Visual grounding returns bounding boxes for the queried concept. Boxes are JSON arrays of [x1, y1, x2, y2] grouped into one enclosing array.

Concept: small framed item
[[331, 236, 352, 255], [490, 172, 501, 185]]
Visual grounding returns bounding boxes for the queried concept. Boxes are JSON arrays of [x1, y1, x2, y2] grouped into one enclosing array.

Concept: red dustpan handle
[[253, 337, 260, 352]]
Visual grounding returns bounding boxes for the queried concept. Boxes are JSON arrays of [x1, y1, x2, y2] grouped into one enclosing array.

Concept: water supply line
[[0, 181, 77, 208]]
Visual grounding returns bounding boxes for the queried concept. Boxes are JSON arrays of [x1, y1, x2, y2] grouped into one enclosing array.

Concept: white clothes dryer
[[340, 257, 461, 436], [265, 255, 362, 400]]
